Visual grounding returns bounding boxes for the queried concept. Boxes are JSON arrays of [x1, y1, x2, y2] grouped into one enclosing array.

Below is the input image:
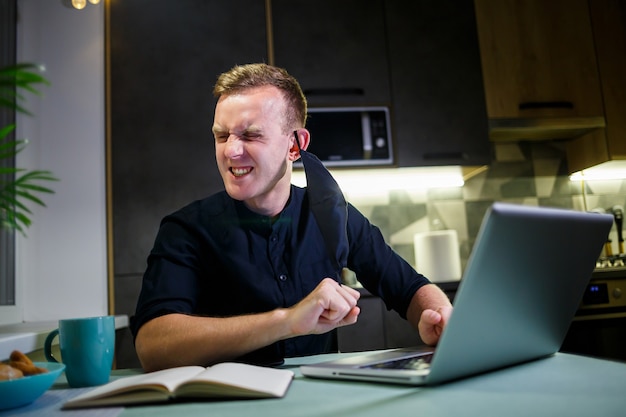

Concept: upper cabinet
[[271, 0, 491, 167], [566, 0, 626, 173], [474, 0, 606, 141], [385, 0, 491, 167], [271, 0, 391, 107]]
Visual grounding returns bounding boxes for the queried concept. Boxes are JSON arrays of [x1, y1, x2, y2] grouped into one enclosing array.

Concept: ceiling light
[[63, 0, 100, 10], [71, 0, 86, 9]]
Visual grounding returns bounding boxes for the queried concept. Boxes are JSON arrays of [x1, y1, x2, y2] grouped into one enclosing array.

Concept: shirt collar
[[233, 186, 302, 235]]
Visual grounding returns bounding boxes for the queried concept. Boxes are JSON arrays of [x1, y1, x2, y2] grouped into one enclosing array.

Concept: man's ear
[[289, 129, 310, 161]]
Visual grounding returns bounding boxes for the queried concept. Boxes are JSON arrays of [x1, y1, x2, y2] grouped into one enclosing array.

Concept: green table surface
[[122, 352, 625, 417], [7, 351, 626, 417]]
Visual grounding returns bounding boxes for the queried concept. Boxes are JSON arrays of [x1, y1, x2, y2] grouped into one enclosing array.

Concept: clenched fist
[[287, 278, 361, 336]]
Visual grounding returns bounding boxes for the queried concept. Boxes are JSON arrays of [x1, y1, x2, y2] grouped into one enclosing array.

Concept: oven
[[561, 261, 626, 362]]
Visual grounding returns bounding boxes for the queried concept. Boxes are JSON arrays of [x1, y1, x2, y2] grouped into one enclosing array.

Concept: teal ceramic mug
[[44, 316, 115, 388]]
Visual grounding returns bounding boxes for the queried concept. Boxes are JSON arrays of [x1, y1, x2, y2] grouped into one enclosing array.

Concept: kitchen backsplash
[[348, 141, 626, 275]]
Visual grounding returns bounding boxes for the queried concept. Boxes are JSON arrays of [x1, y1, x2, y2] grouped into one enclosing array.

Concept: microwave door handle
[[361, 112, 373, 160]]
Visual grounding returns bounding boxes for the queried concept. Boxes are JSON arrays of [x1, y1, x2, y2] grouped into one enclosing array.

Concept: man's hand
[[287, 278, 361, 336], [418, 306, 453, 346]]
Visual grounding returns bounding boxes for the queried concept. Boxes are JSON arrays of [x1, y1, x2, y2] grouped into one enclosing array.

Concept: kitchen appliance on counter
[[561, 204, 626, 361], [561, 265, 626, 362], [414, 230, 462, 283]]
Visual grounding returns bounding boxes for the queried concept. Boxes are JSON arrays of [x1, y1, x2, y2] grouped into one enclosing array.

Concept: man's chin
[[223, 184, 252, 202]]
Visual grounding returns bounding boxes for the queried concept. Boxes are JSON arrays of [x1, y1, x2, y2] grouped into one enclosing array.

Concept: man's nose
[[224, 136, 243, 158]]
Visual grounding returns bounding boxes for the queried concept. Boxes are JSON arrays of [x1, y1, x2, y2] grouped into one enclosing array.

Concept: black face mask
[[294, 131, 349, 282]]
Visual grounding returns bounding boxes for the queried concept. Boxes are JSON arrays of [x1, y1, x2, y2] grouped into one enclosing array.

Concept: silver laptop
[[301, 203, 613, 385]]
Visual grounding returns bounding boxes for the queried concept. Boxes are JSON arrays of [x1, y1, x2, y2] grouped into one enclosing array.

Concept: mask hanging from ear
[[293, 131, 356, 286]]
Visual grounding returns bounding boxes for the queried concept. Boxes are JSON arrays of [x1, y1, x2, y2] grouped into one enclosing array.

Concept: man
[[132, 63, 453, 372]]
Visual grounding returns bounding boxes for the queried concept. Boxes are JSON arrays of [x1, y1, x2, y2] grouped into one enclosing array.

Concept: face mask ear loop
[[293, 130, 303, 152]]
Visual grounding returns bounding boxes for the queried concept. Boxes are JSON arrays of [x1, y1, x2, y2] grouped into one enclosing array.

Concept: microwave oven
[[302, 106, 394, 167]]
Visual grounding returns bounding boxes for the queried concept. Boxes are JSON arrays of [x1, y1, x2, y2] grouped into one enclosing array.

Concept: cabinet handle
[[423, 152, 468, 161], [304, 88, 365, 96], [518, 101, 574, 110]]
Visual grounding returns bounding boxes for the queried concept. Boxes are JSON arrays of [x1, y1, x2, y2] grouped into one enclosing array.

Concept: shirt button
[[279, 274, 288, 281], [270, 235, 278, 243]]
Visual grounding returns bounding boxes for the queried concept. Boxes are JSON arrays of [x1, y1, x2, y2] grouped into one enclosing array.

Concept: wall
[[354, 141, 626, 274], [10, 0, 107, 323]]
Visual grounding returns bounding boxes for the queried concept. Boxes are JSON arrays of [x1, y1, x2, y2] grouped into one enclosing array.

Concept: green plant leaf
[[0, 124, 16, 140], [0, 62, 55, 234], [0, 63, 49, 116]]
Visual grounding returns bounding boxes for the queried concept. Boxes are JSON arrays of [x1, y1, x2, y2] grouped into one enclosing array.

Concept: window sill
[[0, 315, 129, 361]]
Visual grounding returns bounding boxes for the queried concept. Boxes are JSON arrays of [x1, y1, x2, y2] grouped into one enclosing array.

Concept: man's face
[[212, 86, 296, 216]]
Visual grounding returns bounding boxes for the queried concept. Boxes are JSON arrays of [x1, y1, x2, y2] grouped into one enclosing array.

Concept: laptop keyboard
[[362, 354, 434, 371]]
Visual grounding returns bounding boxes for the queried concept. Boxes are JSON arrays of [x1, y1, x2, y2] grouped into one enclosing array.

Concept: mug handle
[[44, 329, 60, 363]]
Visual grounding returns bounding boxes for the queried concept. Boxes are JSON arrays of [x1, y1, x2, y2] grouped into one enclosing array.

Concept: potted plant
[[0, 63, 57, 234]]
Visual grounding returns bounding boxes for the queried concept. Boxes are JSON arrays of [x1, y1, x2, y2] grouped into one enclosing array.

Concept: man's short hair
[[213, 63, 307, 133]]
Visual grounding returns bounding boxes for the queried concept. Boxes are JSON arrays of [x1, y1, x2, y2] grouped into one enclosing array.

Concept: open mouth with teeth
[[231, 167, 253, 177]]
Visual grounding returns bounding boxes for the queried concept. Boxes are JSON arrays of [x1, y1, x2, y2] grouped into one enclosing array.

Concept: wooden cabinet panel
[[271, 0, 391, 107], [587, 0, 626, 161], [475, 0, 604, 120], [567, 0, 626, 173], [386, 0, 491, 167]]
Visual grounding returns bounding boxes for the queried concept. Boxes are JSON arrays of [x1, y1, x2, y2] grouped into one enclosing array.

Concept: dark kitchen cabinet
[[385, 0, 491, 167], [271, 0, 391, 107], [337, 291, 423, 353], [337, 296, 387, 352], [271, 0, 489, 167], [109, 0, 267, 367], [338, 283, 458, 353]]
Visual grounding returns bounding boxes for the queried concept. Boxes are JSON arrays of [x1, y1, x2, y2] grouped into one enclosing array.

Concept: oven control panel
[[580, 281, 624, 307], [575, 269, 626, 320]]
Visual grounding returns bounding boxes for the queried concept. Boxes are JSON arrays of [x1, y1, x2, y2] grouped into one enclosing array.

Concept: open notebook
[[301, 203, 613, 385]]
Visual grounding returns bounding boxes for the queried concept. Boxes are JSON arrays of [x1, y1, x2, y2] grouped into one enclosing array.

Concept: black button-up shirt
[[132, 186, 430, 365]]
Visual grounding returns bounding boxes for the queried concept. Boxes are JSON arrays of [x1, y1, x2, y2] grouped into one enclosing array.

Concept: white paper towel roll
[[414, 230, 462, 283]]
